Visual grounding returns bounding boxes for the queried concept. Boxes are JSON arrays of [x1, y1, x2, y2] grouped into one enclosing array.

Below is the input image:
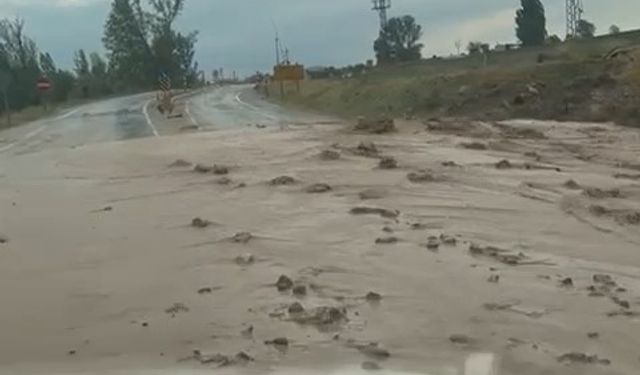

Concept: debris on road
[[362, 361, 382, 371], [318, 150, 341, 160], [169, 159, 191, 168], [488, 274, 500, 283], [165, 303, 189, 316], [191, 217, 211, 228], [353, 142, 379, 158], [292, 284, 307, 296], [359, 188, 388, 200], [193, 164, 213, 173], [264, 337, 289, 347], [232, 232, 253, 244], [378, 157, 398, 169], [350, 206, 399, 218], [235, 253, 255, 266], [276, 275, 294, 291], [460, 142, 487, 150], [365, 292, 383, 302], [288, 302, 305, 314], [375, 236, 398, 245], [557, 352, 611, 366], [270, 176, 297, 186], [305, 183, 332, 193], [212, 165, 230, 175], [355, 116, 396, 134], [407, 171, 437, 183], [449, 334, 474, 345], [354, 342, 391, 359], [495, 159, 513, 169]]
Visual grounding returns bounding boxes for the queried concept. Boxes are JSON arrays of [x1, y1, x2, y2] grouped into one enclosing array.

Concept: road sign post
[[37, 76, 52, 112], [0, 70, 11, 126], [273, 64, 304, 98]]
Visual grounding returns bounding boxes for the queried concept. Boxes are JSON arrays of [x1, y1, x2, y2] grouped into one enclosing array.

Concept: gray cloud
[[1, 0, 638, 76]]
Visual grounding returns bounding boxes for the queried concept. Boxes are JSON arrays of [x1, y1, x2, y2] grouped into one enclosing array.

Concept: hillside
[[273, 31, 640, 127]]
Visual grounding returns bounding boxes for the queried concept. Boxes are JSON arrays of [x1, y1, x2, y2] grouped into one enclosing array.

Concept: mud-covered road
[[1, 91, 640, 375]]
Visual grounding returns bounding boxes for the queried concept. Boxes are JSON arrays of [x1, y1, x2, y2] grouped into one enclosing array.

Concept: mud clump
[[265, 337, 289, 347], [362, 361, 382, 371], [460, 142, 487, 150], [276, 275, 294, 291], [354, 142, 379, 158], [359, 189, 388, 200], [356, 343, 391, 360], [355, 116, 396, 134], [292, 285, 307, 296], [560, 277, 574, 287], [216, 177, 232, 185], [232, 232, 253, 244], [0, 235, 8, 244], [488, 275, 500, 283], [589, 205, 609, 217], [197, 287, 213, 294], [270, 176, 297, 186], [212, 165, 230, 175], [614, 173, 640, 180], [193, 164, 213, 173], [407, 171, 437, 183], [583, 187, 622, 199], [288, 302, 305, 314], [426, 236, 440, 251], [318, 150, 341, 161], [235, 253, 255, 266], [169, 159, 192, 168], [289, 306, 348, 328], [194, 350, 254, 367], [469, 244, 530, 266], [365, 292, 383, 302], [165, 303, 189, 316], [440, 234, 457, 246], [557, 352, 610, 366], [375, 237, 398, 245], [191, 217, 211, 228], [495, 159, 513, 169], [449, 334, 474, 345], [378, 157, 398, 170], [619, 211, 640, 225], [305, 183, 332, 193], [564, 179, 581, 189], [350, 206, 399, 218], [593, 274, 616, 287]]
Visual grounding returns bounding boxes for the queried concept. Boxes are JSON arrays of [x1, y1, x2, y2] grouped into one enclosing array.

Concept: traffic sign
[[37, 76, 51, 92]]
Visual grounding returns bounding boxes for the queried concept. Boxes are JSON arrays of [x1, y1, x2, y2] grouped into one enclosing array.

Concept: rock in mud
[[216, 177, 232, 185], [620, 211, 640, 225], [583, 187, 622, 199], [193, 164, 213, 173], [350, 207, 399, 218], [469, 244, 529, 266], [440, 234, 457, 246], [407, 171, 437, 183], [488, 275, 500, 283], [270, 176, 297, 186], [355, 117, 396, 134], [195, 351, 254, 367], [359, 189, 388, 200], [495, 159, 512, 169], [318, 150, 341, 160], [265, 337, 289, 347], [292, 284, 307, 296], [382, 226, 394, 233], [449, 334, 474, 345], [587, 332, 599, 339], [289, 306, 348, 327], [589, 205, 609, 217], [378, 157, 398, 170], [191, 217, 211, 228], [305, 183, 332, 193], [212, 165, 230, 175], [276, 275, 294, 291], [165, 303, 189, 316], [354, 142, 379, 157], [441, 161, 459, 167], [197, 287, 213, 294], [557, 352, 610, 366], [169, 159, 192, 168], [564, 179, 581, 189], [357, 343, 391, 360], [232, 232, 253, 244], [365, 292, 383, 302], [241, 325, 254, 338], [593, 274, 616, 287], [288, 302, 305, 314], [0, 235, 8, 244], [611, 296, 630, 309], [235, 253, 255, 266], [375, 237, 398, 245], [560, 277, 574, 288], [362, 361, 382, 371], [460, 142, 487, 150], [426, 236, 440, 251]]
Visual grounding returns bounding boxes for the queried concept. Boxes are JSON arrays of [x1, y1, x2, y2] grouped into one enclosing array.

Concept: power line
[[566, 0, 584, 38], [372, 0, 391, 31]]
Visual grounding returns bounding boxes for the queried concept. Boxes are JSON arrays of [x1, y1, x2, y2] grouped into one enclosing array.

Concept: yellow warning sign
[[274, 64, 304, 82]]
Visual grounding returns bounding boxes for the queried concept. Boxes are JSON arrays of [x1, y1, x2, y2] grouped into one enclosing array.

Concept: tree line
[[0, 0, 199, 121]]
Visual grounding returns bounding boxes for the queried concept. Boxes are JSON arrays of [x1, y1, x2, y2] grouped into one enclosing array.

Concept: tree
[[74, 49, 90, 77], [89, 53, 107, 77], [609, 24, 621, 35], [515, 0, 547, 47], [576, 19, 596, 38], [39, 52, 56, 76], [467, 41, 489, 55], [454, 39, 462, 55], [103, 0, 197, 89], [374, 15, 423, 64]]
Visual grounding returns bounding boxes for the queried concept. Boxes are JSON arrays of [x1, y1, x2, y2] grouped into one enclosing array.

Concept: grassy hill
[[271, 31, 640, 127]]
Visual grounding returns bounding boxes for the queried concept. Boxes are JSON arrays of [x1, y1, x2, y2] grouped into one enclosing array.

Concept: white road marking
[[185, 100, 198, 126], [0, 126, 46, 153], [52, 107, 82, 121], [235, 92, 277, 120], [142, 99, 160, 137]]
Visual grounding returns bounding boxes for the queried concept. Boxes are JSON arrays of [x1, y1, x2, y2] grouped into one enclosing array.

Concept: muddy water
[[1, 119, 639, 375]]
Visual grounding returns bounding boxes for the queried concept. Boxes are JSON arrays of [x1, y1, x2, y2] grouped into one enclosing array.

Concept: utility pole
[[372, 0, 391, 31], [566, 0, 584, 38], [275, 32, 281, 66]]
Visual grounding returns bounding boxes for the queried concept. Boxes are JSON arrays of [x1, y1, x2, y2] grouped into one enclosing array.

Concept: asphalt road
[[0, 85, 334, 156]]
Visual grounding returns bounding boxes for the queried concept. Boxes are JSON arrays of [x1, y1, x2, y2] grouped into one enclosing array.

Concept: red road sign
[[37, 76, 51, 92]]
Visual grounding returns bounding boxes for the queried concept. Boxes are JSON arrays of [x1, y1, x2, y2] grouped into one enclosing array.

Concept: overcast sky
[[1, 0, 638, 77]]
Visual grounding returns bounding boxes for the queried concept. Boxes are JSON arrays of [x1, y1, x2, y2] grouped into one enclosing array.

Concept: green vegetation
[[577, 19, 597, 38], [516, 0, 547, 47], [0, 0, 199, 129], [374, 16, 423, 64]]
